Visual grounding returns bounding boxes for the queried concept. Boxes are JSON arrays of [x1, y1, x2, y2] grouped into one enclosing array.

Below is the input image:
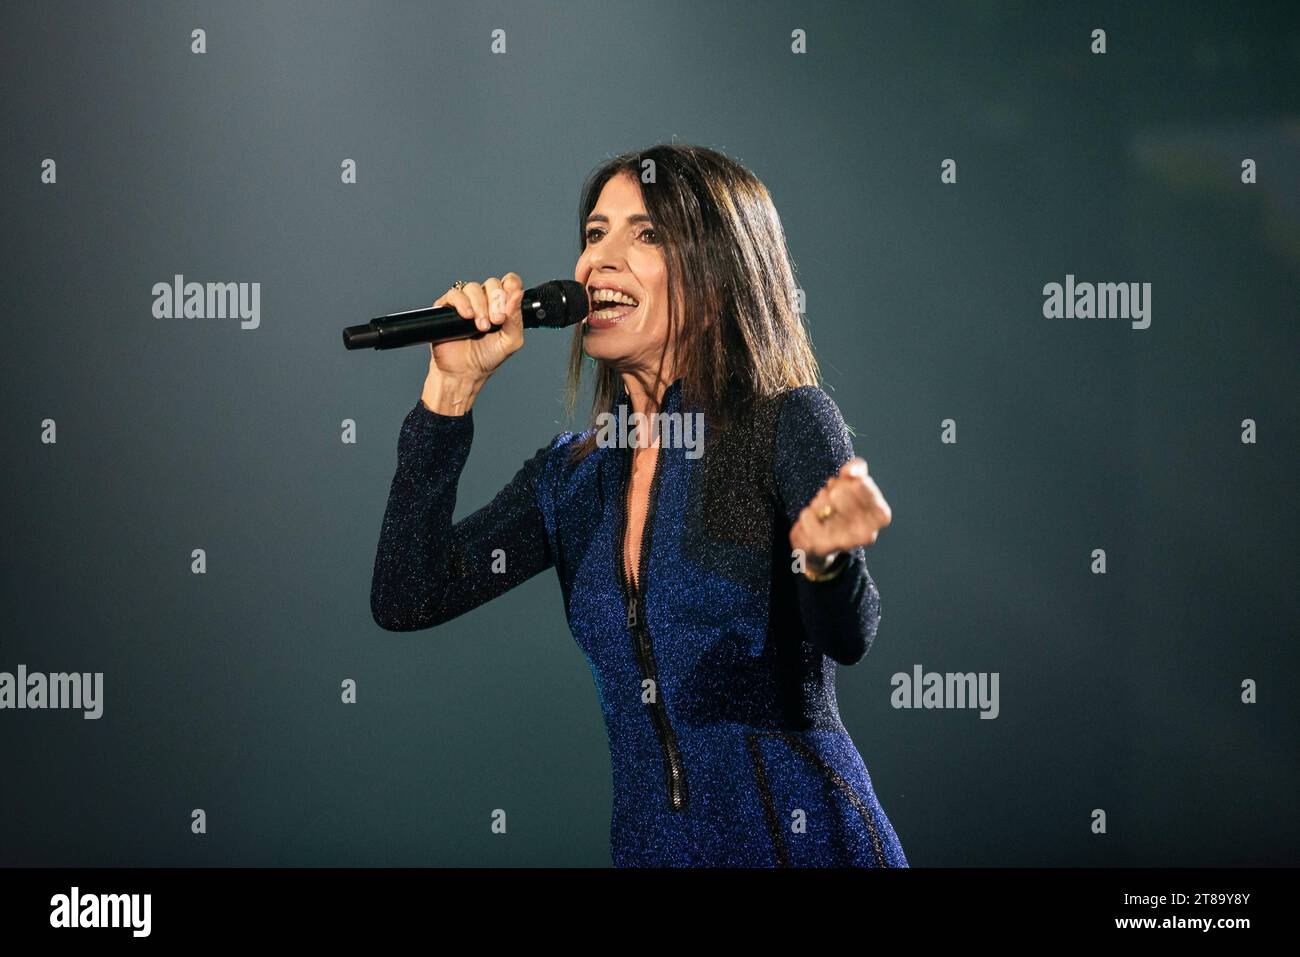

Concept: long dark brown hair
[[565, 144, 820, 461]]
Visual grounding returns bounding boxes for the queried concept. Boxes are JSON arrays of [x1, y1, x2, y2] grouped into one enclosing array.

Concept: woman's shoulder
[[769, 385, 857, 499], [534, 425, 600, 490], [716, 385, 849, 453], [537, 426, 585, 472], [545, 427, 584, 453], [684, 386, 848, 541], [774, 384, 848, 433], [523, 427, 586, 525], [700, 385, 845, 453], [771, 386, 857, 461]]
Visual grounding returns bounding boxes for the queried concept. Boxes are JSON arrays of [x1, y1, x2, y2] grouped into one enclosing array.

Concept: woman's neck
[[619, 369, 678, 419]]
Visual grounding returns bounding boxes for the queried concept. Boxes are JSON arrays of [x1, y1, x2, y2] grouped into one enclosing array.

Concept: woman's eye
[[585, 225, 658, 244]]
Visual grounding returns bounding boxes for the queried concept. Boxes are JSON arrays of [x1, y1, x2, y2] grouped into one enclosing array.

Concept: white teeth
[[591, 288, 639, 307], [591, 304, 635, 320]]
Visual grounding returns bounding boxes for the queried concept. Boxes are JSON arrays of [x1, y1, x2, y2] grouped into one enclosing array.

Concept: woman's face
[[574, 172, 674, 378]]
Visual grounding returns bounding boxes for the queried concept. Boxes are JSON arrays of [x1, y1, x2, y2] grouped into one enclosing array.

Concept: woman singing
[[370, 144, 908, 868]]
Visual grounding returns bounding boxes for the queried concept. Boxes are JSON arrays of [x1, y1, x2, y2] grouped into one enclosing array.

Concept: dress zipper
[[617, 438, 688, 812]]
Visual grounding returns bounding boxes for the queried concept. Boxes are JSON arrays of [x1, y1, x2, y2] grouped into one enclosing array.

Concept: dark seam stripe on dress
[[774, 730, 888, 867], [744, 733, 789, 867]]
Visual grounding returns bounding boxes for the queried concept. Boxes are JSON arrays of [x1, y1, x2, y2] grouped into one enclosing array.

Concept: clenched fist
[[421, 273, 525, 416], [790, 458, 892, 578]]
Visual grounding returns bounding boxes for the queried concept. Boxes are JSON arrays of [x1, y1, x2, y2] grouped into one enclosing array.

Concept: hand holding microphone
[[422, 274, 524, 415], [431, 273, 527, 375], [342, 276, 589, 416]]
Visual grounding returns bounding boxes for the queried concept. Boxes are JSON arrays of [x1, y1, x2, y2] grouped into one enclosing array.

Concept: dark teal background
[[2, 0, 1297, 866]]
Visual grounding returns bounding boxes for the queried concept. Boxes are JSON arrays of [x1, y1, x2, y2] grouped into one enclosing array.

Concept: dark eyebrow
[[585, 213, 655, 226]]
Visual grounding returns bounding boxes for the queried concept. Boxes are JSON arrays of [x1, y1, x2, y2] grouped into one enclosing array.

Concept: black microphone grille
[[525, 279, 589, 329]]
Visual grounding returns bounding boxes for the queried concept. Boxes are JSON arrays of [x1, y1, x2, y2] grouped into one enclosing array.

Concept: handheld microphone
[[343, 279, 588, 350]]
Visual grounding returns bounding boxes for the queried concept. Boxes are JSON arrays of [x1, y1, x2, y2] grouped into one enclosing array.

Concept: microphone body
[[343, 279, 587, 350]]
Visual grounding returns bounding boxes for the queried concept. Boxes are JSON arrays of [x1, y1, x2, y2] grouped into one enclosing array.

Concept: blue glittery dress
[[371, 377, 908, 867]]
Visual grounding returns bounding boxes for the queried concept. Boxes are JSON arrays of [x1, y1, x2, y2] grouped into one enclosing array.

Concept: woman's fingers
[[459, 281, 490, 331], [435, 287, 476, 320], [424, 273, 527, 384], [502, 293, 525, 350], [496, 273, 523, 349], [427, 275, 527, 371], [473, 276, 526, 333], [840, 457, 869, 479], [483, 277, 508, 327], [789, 464, 893, 560]]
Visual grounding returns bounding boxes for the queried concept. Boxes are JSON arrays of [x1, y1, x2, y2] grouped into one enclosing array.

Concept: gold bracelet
[[803, 552, 848, 583]]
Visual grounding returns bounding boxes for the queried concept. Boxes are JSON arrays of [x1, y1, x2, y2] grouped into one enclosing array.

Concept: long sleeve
[[370, 399, 565, 632], [773, 386, 883, 666]]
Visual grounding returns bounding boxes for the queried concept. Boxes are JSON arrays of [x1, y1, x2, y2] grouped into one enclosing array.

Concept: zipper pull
[[626, 598, 638, 629]]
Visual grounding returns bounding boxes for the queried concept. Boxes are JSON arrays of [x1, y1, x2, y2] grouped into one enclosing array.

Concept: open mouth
[[588, 288, 640, 326]]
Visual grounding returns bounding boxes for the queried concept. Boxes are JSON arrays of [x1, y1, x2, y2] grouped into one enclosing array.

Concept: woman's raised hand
[[421, 273, 525, 415], [790, 458, 893, 577]]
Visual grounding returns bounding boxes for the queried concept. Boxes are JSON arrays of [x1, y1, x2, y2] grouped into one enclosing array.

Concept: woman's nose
[[589, 236, 629, 267]]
